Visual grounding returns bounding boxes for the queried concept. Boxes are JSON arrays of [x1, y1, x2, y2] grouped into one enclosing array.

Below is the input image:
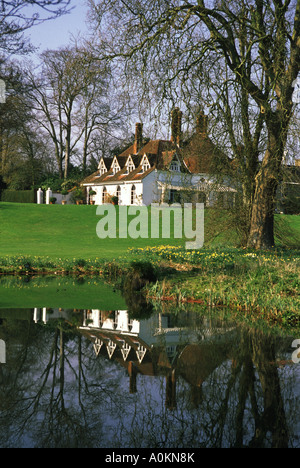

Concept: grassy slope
[[0, 202, 299, 261], [0, 202, 184, 260]]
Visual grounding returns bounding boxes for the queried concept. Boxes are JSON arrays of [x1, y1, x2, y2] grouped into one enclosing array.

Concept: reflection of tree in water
[[0, 320, 126, 448], [110, 327, 296, 448], [249, 329, 289, 447], [0, 316, 298, 448], [36, 326, 89, 448]]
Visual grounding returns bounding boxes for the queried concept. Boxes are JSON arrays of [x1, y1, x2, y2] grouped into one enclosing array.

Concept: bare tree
[[0, 0, 71, 55], [27, 47, 102, 178], [0, 61, 52, 188], [26, 45, 126, 178]]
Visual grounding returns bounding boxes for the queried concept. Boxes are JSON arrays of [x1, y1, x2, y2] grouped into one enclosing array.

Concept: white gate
[[0, 339, 6, 364]]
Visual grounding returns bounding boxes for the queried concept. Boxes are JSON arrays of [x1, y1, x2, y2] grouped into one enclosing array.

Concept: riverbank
[[134, 246, 300, 330], [0, 246, 299, 332]]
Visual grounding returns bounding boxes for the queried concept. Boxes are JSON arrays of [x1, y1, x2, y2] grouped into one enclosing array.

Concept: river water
[[0, 276, 299, 448]]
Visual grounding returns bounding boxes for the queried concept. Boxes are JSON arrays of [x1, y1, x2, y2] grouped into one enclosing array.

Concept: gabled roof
[[81, 139, 188, 186], [81, 111, 227, 186], [98, 157, 113, 170], [118, 139, 177, 165], [81, 160, 155, 186], [111, 155, 128, 169]]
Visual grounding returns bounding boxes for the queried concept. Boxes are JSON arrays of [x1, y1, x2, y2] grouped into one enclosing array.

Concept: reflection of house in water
[[33, 307, 73, 323], [79, 309, 235, 409], [0, 307, 235, 409]]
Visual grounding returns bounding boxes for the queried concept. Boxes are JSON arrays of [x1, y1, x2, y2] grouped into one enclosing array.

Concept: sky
[[27, 0, 90, 56]]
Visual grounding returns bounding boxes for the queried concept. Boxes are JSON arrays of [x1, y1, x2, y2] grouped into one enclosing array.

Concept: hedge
[[0, 189, 36, 203]]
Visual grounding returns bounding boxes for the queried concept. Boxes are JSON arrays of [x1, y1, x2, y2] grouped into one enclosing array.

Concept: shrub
[[73, 188, 85, 200], [1, 189, 36, 203], [123, 260, 157, 292], [40, 177, 64, 192]]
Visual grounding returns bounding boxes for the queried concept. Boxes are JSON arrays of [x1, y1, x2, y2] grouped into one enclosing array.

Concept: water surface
[[0, 276, 299, 448]]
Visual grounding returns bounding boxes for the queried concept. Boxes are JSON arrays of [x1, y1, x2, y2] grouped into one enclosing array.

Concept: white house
[[81, 110, 237, 207]]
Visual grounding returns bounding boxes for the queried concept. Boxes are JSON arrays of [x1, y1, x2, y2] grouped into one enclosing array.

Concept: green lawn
[[0, 202, 299, 263], [0, 202, 184, 261]]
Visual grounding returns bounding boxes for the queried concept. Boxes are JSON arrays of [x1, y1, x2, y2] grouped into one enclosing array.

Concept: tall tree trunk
[[64, 121, 71, 180], [247, 164, 277, 249], [82, 130, 88, 175], [54, 144, 63, 179], [64, 141, 70, 179], [247, 113, 288, 249]]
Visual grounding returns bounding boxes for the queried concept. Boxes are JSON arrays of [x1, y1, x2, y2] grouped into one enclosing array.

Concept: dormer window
[[170, 160, 180, 172], [125, 156, 135, 174], [98, 159, 107, 176], [111, 157, 121, 175], [141, 155, 150, 173], [142, 162, 150, 173], [128, 162, 135, 173]]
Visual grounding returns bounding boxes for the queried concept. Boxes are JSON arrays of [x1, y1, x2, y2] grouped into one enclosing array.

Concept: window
[[142, 162, 150, 172], [169, 189, 181, 203], [102, 186, 107, 204], [170, 161, 180, 172], [116, 186, 121, 204], [140, 155, 150, 173], [112, 162, 120, 175], [110, 157, 121, 175], [126, 161, 135, 174], [131, 185, 137, 205], [125, 156, 135, 174], [99, 162, 107, 176]]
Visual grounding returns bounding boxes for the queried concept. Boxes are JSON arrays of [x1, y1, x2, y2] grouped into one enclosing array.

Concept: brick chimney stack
[[134, 123, 143, 154], [171, 107, 182, 146], [177, 110, 182, 146], [196, 111, 208, 136]]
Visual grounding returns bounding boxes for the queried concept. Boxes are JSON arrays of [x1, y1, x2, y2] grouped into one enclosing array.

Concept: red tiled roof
[[81, 164, 155, 186], [81, 131, 225, 186], [118, 143, 135, 157], [81, 139, 181, 185], [183, 134, 227, 173]]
